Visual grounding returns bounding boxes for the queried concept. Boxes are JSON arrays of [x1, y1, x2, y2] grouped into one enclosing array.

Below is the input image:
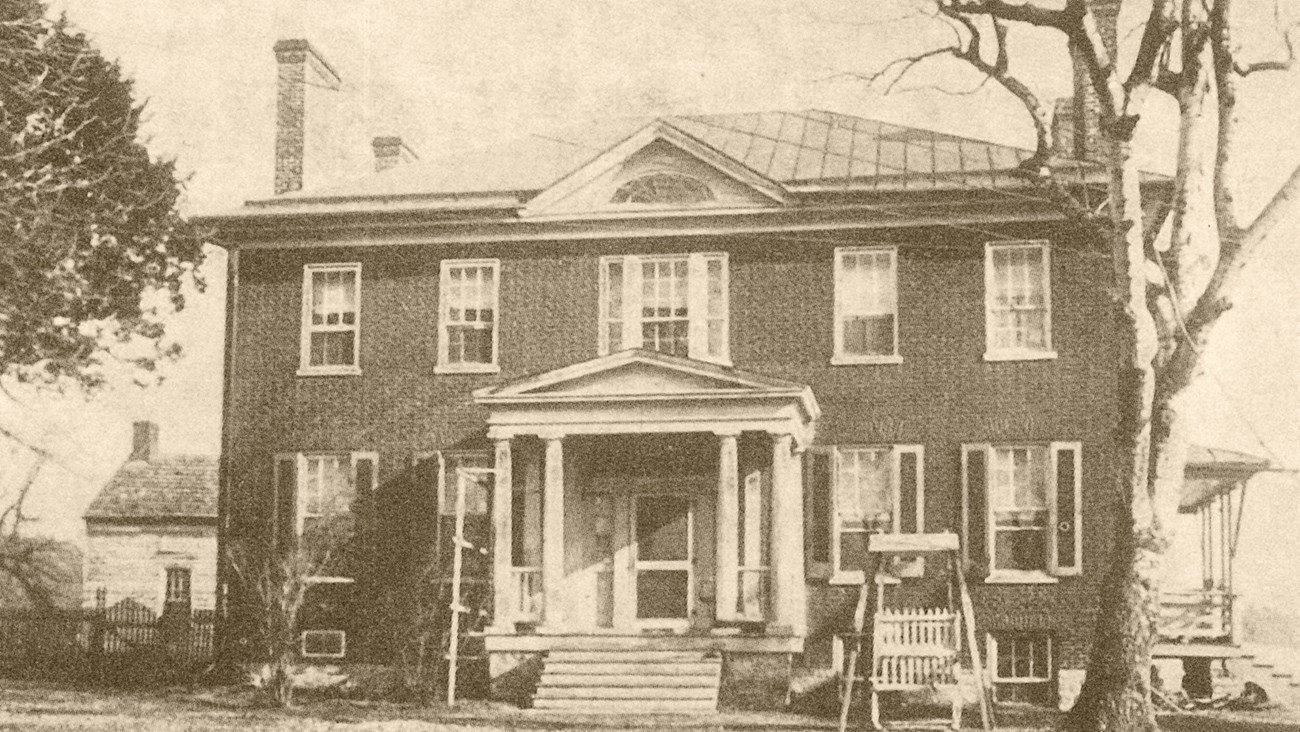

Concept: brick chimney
[[371, 135, 418, 173], [129, 421, 159, 462], [1062, 0, 1121, 160], [273, 39, 340, 195]]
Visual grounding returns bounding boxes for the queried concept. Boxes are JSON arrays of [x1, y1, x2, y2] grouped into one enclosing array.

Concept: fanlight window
[[611, 173, 714, 205]]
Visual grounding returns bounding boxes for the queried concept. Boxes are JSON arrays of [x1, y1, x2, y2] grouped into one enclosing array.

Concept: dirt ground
[[0, 681, 1297, 731]]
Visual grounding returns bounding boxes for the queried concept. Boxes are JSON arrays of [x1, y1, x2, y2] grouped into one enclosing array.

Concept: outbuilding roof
[[83, 455, 219, 522]]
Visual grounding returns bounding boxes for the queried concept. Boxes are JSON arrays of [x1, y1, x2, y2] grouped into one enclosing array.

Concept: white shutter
[[1048, 441, 1082, 576], [622, 255, 643, 351]]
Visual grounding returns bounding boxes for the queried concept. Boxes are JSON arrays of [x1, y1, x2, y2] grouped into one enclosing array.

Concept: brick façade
[[222, 217, 1120, 673]]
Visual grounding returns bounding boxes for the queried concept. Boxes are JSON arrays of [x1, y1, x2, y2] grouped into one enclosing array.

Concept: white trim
[[299, 262, 362, 375], [437, 258, 501, 373], [985, 570, 1059, 585], [631, 493, 695, 630], [988, 632, 1054, 684], [436, 450, 494, 516], [829, 444, 907, 585], [984, 240, 1053, 361], [300, 629, 347, 659], [833, 246, 899, 363]]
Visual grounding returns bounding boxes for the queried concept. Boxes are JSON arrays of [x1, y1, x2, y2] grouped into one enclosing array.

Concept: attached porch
[[471, 350, 819, 708]]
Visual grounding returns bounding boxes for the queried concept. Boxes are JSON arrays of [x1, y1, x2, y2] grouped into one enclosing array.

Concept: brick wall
[[224, 219, 1118, 669]]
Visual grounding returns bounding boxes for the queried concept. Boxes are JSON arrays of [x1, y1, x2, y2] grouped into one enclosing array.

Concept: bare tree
[[0, 426, 78, 610], [864, 1, 1300, 729], [227, 516, 354, 708]]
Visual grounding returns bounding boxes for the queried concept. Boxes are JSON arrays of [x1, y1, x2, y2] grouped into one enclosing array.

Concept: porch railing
[[736, 566, 769, 621], [1158, 589, 1232, 642], [510, 567, 543, 623]]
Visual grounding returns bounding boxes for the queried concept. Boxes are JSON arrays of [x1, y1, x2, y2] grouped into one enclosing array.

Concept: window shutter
[[273, 454, 298, 550], [896, 445, 923, 533], [803, 448, 832, 579], [352, 452, 378, 494], [1049, 442, 1082, 576], [622, 255, 643, 350], [962, 444, 990, 576]]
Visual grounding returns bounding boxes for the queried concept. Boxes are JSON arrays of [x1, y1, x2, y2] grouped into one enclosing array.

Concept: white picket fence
[[871, 607, 959, 690]]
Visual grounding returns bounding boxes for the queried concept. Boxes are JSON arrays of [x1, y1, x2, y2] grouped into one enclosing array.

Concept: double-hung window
[[598, 253, 728, 363], [826, 444, 923, 583], [438, 259, 500, 372], [834, 247, 899, 364], [962, 442, 1081, 581], [985, 241, 1054, 360], [300, 263, 361, 375], [272, 451, 377, 579], [165, 567, 191, 606]]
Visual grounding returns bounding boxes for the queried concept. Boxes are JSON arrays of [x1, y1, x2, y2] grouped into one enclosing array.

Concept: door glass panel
[[637, 496, 689, 561], [637, 571, 689, 619]]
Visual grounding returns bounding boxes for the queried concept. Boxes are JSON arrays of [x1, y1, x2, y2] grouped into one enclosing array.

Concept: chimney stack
[[273, 39, 340, 195], [1067, 0, 1121, 159], [130, 421, 159, 462], [371, 135, 419, 173]]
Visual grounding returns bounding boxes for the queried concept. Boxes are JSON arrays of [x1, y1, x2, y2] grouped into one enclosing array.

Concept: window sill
[[297, 366, 362, 377], [434, 363, 501, 375], [983, 350, 1058, 362], [303, 576, 356, 584], [984, 570, 1059, 585], [831, 354, 903, 366], [829, 571, 902, 586]]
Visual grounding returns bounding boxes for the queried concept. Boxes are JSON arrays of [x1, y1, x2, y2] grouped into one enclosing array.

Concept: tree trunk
[[1064, 133, 1163, 732]]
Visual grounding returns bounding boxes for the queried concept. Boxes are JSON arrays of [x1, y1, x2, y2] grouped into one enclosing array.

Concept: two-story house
[[205, 9, 1150, 711]]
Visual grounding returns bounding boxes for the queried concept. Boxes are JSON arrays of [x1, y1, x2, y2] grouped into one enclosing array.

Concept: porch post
[[542, 433, 565, 626], [769, 433, 807, 635], [715, 431, 740, 622], [490, 437, 513, 632]]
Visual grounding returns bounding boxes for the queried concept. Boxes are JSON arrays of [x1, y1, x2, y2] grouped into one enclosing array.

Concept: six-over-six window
[[297, 241, 1053, 374]]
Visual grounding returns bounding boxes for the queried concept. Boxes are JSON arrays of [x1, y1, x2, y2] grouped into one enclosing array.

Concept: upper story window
[[824, 444, 923, 584], [599, 253, 728, 364], [611, 173, 714, 205], [985, 241, 1054, 361], [438, 259, 500, 373], [962, 442, 1081, 582], [834, 246, 900, 364], [300, 263, 361, 376]]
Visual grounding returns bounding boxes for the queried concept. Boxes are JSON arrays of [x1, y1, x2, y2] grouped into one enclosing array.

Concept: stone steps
[[533, 648, 721, 713]]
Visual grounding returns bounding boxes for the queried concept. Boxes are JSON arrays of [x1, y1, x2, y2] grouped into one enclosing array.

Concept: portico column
[[769, 433, 807, 635], [542, 434, 565, 626], [715, 431, 740, 622], [490, 437, 513, 631]]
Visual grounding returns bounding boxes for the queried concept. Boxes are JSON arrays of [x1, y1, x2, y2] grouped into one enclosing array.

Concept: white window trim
[[275, 451, 376, 583], [829, 444, 923, 585], [298, 263, 362, 377], [988, 632, 1054, 684], [300, 629, 347, 659], [436, 258, 501, 374], [832, 246, 902, 366], [983, 241, 1056, 362], [967, 442, 1081, 584], [597, 252, 730, 365], [436, 450, 495, 516]]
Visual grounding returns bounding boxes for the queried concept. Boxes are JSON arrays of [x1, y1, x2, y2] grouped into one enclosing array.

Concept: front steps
[[534, 649, 722, 712]]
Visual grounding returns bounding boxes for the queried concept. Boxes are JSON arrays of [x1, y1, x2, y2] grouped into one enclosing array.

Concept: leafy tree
[[869, 1, 1299, 729], [0, 0, 204, 390]]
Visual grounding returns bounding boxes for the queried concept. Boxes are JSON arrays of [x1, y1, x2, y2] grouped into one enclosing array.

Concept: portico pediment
[[473, 350, 819, 444]]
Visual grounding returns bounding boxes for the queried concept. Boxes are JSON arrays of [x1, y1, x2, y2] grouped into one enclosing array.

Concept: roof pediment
[[521, 120, 788, 218]]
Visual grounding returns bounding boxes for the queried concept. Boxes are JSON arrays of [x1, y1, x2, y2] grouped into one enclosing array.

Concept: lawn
[[0, 681, 1296, 731]]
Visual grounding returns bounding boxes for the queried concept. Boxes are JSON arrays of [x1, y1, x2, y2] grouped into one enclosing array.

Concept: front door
[[633, 494, 694, 629]]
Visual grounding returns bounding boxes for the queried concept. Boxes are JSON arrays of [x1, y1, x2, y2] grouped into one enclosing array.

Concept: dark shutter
[[274, 455, 297, 550], [1052, 443, 1081, 576], [963, 446, 987, 575], [354, 455, 376, 493], [803, 449, 832, 574], [898, 449, 919, 533]]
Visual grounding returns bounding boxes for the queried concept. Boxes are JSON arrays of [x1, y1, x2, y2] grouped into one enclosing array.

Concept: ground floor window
[[989, 631, 1054, 705], [165, 567, 192, 606]]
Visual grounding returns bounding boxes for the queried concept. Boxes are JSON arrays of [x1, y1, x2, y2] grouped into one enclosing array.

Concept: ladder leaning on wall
[[837, 532, 995, 732], [440, 461, 495, 706]]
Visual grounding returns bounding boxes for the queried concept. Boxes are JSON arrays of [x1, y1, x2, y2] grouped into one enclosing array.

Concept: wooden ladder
[[837, 532, 995, 732], [443, 465, 494, 706]]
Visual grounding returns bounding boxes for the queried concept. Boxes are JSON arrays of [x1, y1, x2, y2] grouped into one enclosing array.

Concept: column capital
[[714, 428, 742, 439], [536, 429, 566, 442]]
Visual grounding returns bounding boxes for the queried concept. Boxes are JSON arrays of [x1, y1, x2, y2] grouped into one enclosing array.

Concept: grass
[[0, 680, 1296, 731]]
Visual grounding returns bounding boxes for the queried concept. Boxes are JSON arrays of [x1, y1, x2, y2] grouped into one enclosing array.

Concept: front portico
[[473, 350, 818, 658]]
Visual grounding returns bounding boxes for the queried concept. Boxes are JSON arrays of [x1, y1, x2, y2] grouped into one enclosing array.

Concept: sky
[[3, 0, 1299, 621]]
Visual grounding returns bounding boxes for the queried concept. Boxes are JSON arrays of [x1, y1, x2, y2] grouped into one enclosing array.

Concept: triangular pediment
[[521, 121, 787, 217], [475, 350, 807, 401]]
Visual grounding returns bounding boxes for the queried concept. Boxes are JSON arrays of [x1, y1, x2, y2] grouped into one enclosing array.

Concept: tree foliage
[[0, 0, 204, 389]]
